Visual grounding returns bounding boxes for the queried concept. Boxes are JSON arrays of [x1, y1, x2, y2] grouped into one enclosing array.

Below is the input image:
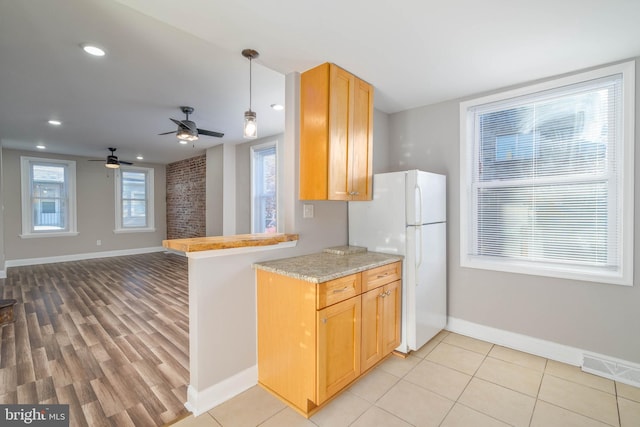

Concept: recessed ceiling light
[[136, 155, 144, 160], [81, 44, 106, 57], [48, 120, 62, 126], [36, 144, 46, 150], [270, 103, 284, 111]]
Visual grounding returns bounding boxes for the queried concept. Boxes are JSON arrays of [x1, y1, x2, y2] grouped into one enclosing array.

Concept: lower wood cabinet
[[317, 296, 361, 403], [256, 261, 401, 417], [361, 279, 401, 372]]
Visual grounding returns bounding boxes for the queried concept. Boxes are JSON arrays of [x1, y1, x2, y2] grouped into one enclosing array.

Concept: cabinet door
[[361, 280, 402, 372], [349, 77, 373, 201], [328, 65, 354, 201], [381, 280, 402, 355], [317, 296, 361, 404], [361, 286, 384, 372]]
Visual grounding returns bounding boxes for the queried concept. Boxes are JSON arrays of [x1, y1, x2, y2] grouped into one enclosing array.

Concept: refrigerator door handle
[[416, 225, 423, 272], [415, 184, 423, 225], [415, 184, 424, 273]]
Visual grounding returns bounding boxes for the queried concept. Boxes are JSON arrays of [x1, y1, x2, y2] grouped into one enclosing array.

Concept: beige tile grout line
[[526, 358, 549, 427], [614, 381, 622, 427]]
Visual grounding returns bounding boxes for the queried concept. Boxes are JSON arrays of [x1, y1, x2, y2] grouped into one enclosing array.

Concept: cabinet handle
[[376, 273, 389, 278], [332, 286, 349, 293], [379, 292, 386, 298], [385, 290, 392, 296], [322, 318, 327, 324]]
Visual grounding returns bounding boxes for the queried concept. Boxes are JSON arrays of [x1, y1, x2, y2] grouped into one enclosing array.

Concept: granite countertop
[[162, 233, 299, 252], [253, 246, 402, 283]]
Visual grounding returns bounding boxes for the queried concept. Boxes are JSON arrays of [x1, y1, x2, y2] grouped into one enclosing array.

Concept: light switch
[[303, 204, 314, 219]]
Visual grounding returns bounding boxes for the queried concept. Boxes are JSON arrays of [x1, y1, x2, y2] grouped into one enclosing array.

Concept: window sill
[[20, 231, 79, 239], [460, 255, 632, 287], [113, 228, 156, 234]]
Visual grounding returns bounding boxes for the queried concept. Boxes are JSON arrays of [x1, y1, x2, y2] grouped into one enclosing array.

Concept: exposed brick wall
[[166, 154, 206, 239]]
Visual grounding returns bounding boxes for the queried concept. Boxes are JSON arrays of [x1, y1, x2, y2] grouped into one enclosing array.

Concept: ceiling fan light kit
[[105, 157, 120, 169], [176, 128, 198, 142], [89, 147, 133, 169], [242, 48, 259, 139], [159, 106, 224, 142]]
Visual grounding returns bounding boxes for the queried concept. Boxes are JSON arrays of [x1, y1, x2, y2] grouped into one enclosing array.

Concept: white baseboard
[[446, 317, 640, 387], [5, 246, 166, 268], [446, 317, 582, 365], [185, 365, 258, 417]]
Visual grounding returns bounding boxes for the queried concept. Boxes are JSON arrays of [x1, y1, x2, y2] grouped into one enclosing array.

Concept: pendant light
[[242, 49, 259, 139]]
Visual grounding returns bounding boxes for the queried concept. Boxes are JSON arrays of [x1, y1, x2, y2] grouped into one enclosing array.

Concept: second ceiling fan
[[159, 106, 224, 142]]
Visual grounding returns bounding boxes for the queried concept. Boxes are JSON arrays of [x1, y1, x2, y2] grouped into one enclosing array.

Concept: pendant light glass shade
[[242, 49, 259, 139], [244, 110, 257, 139]]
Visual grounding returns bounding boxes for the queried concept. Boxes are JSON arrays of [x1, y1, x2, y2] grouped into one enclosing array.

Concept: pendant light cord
[[249, 56, 253, 112]]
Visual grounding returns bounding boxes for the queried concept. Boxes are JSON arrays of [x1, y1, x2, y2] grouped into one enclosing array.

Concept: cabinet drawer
[[362, 262, 401, 292], [317, 274, 361, 309]]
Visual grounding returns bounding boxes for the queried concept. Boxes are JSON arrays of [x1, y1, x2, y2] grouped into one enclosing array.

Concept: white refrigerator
[[348, 170, 446, 353]]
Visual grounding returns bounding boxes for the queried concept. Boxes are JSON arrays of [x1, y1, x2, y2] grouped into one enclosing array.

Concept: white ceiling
[[1, 0, 639, 165]]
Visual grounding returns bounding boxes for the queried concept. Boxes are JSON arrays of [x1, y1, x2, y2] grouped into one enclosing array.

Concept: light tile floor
[[170, 332, 640, 427]]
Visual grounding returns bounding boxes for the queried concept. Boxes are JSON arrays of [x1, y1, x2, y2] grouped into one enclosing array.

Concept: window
[[460, 61, 635, 285], [115, 166, 155, 232], [251, 142, 277, 233], [20, 157, 77, 237]]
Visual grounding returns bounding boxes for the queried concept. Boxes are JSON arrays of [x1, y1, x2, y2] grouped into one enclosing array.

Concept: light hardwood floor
[[0, 252, 190, 427]]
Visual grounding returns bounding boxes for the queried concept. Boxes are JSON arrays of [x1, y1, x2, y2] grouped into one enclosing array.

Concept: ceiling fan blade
[[88, 159, 105, 161], [197, 128, 224, 138], [158, 130, 177, 135], [119, 160, 134, 165], [170, 118, 185, 127]]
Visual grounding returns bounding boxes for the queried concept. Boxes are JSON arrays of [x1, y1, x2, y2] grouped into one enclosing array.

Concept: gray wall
[[388, 59, 640, 363], [206, 144, 224, 236], [2, 149, 167, 261], [0, 145, 4, 272], [372, 109, 392, 174]]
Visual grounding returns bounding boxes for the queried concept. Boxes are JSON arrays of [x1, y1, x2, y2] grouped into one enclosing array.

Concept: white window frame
[[459, 61, 635, 286], [250, 141, 278, 233], [114, 166, 155, 233], [20, 156, 78, 238]]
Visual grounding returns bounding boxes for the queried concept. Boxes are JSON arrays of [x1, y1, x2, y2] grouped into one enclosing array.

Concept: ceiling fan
[[89, 147, 133, 169], [159, 106, 224, 142]]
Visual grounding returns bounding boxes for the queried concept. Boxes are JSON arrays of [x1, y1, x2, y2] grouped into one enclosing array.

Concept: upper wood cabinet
[[300, 63, 374, 201]]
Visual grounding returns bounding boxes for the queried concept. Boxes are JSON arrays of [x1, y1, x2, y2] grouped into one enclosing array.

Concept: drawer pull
[[379, 292, 386, 298], [332, 286, 350, 294], [376, 273, 389, 278]]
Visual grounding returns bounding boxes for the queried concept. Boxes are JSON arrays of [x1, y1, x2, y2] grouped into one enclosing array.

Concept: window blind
[[469, 74, 622, 271]]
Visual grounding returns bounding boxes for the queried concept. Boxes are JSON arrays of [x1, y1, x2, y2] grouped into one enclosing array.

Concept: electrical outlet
[[303, 204, 314, 219]]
